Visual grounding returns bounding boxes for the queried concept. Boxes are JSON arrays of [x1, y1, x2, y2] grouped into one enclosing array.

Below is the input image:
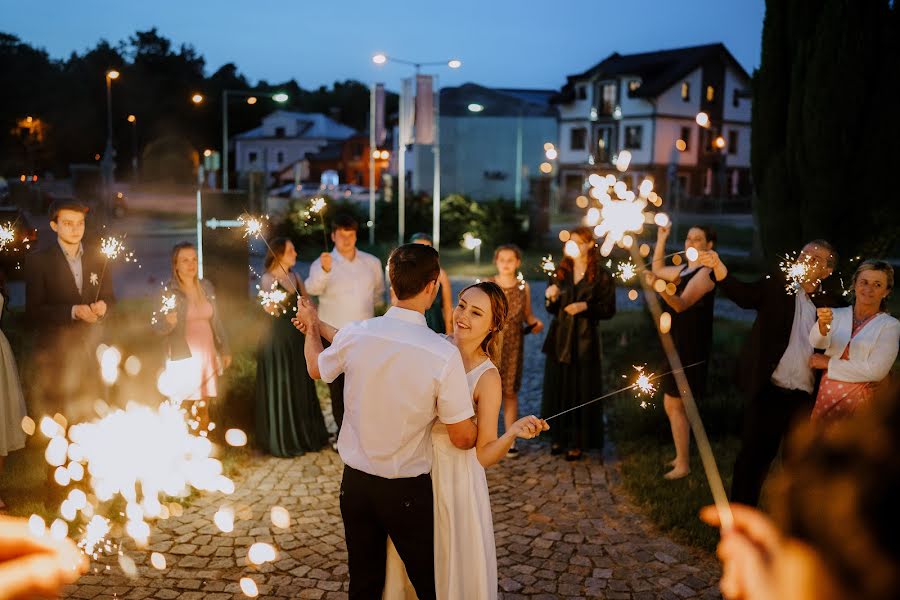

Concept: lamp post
[[220, 90, 289, 192], [127, 114, 138, 181], [372, 53, 461, 247], [101, 69, 120, 220]]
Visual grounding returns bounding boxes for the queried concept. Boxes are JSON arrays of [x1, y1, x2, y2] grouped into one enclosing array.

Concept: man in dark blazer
[[25, 200, 115, 419], [700, 240, 846, 506]]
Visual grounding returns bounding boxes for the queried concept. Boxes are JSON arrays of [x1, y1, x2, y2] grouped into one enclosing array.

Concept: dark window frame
[[624, 125, 643, 150]]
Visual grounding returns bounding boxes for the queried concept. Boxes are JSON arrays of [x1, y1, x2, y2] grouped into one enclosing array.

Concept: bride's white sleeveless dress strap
[[383, 358, 499, 600]]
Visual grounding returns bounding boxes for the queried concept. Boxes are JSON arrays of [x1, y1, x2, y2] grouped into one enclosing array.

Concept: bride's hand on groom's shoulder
[[511, 415, 549, 440]]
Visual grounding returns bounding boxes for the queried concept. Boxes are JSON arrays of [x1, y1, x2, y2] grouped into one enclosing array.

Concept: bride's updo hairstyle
[[458, 281, 509, 361]]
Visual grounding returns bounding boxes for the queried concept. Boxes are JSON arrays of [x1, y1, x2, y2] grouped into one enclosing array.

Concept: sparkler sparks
[[628, 365, 657, 408], [615, 260, 638, 283], [0, 223, 15, 250], [257, 283, 289, 315], [540, 255, 556, 279], [239, 215, 265, 239], [100, 236, 125, 260], [780, 252, 818, 294], [299, 197, 329, 250]]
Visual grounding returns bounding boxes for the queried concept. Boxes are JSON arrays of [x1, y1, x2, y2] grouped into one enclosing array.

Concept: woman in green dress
[[256, 238, 329, 457], [410, 233, 453, 333]]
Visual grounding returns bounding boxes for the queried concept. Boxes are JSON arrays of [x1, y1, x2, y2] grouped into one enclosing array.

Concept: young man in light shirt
[[296, 243, 476, 600], [304, 213, 385, 437]]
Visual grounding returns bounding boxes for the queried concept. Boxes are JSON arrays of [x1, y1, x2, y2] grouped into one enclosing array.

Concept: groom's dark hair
[[389, 243, 440, 300]]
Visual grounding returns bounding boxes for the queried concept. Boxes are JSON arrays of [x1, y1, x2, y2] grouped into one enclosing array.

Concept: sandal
[[565, 449, 583, 462]]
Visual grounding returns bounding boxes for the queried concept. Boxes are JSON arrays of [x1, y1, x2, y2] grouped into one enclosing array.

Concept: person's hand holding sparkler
[[0, 515, 88, 600], [506, 415, 549, 440], [699, 249, 727, 281], [90, 300, 107, 318], [320, 252, 332, 273], [73, 304, 99, 323], [656, 222, 671, 242], [816, 307, 833, 335]]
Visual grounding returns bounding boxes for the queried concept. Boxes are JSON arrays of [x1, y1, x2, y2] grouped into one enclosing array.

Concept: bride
[[383, 281, 549, 599]]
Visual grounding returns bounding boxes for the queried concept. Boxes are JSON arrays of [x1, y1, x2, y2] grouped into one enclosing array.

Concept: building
[[275, 133, 391, 188], [233, 110, 357, 185], [408, 83, 558, 202], [552, 43, 752, 205]]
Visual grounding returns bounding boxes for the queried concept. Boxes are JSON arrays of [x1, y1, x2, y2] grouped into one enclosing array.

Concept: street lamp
[[372, 53, 461, 247], [221, 90, 289, 192], [191, 93, 205, 105], [101, 69, 120, 220], [127, 114, 138, 181]]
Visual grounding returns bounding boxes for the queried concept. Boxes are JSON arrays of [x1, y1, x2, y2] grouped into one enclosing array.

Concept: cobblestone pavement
[[63, 279, 722, 600]]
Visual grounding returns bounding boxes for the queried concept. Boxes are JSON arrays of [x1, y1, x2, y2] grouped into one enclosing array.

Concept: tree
[[753, 0, 899, 268]]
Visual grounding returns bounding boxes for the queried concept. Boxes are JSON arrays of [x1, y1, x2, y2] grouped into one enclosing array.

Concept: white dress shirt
[[809, 307, 900, 383], [304, 249, 385, 329], [770, 289, 818, 393], [318, 307, 474, 479]]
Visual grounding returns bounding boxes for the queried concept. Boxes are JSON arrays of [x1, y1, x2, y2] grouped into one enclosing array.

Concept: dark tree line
[[752, 0, 900, 266], [0, 28, 396, 182]]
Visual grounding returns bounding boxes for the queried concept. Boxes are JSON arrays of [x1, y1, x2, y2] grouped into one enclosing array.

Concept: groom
[[297, 243, 477, 600]]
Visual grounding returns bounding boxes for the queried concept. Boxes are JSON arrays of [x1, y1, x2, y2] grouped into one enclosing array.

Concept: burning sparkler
[[239, 214, 299, 295], [150, 287, 177, 326], [94, 235, 129, 302], [299, 197, 329, 251], [627, 365, 657, 408], [615, 260, 638, 283], [540, 255, 556, 282], [0, 223, 15, 250], [257, 282, 290, 315], [780, 252, 819, 294]]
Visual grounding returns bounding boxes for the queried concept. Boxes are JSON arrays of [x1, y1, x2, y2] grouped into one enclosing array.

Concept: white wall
[[653, 117, 699, 166], [656, 68, 703, 117], [722, 66, 752, 123], [722, 124, 751, 167], [557, 81, 593, 121], [619, 78, 655, 116], [558, 120, 591, 165], [234, 138, 324, 173]]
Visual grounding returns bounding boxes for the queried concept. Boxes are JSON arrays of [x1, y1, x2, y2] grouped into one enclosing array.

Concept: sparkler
[[516, 270, 526, 291], [257, 282, 290, 315], [298, 197, 329, 251], [540, 255, 556, 282], [238, 214, 299, 296], [150, 287, 177, 326], [94, 236, 128, 302], [779, 252, 818, 295], [0, 223, 15, 250], [615, 260, 638, 283], [543, 361, 703, 421]]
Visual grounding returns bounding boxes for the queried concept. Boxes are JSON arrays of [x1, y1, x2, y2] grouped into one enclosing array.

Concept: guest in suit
[[153, 242, 230, 435], [25, 199, 114, 419], [808, 260, 899, 424], [700, 240, 846, 506]]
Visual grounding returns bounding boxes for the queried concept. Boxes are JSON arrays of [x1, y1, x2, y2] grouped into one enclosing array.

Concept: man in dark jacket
[[25, 200, 115, 419], [700, 241, 845, 506]]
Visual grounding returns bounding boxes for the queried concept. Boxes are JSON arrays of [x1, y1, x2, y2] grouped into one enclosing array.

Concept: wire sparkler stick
[[238, 214, 299, 296], [542, 361, 706, 422], [628, 243, 733, 529]]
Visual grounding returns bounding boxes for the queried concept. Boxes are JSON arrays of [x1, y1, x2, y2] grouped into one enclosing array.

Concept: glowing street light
[[106, 70, 120, 81], [246, 96, 258, 105], [372, 53, 387, 65], [448, 59, 462, 69], [714, 135, 727, 150], [695, 112, 710, 127], [127, 114, 136, 123], [191, 93, 204, 104], [467, 103, 484, 113], [272, 92, 289, 103]]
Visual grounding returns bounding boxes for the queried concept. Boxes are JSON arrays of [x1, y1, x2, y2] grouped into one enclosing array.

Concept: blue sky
[[7, 0, 765, 90]]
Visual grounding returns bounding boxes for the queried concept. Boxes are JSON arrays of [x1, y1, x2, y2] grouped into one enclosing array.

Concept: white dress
[[383, 358, 498, 600], [0, 296, 26, 457]]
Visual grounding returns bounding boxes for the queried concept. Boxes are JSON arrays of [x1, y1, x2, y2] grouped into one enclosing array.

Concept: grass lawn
[[601, 310, 750, 551]]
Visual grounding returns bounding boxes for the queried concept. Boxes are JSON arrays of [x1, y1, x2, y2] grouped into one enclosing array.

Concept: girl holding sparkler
[[541, 226, 616, 461], [487, 244, 544, 458], [651, 224, 717, 480], [256, 238, 329, 457], [808, 260, 899, 424], [154, 242, 231, 434]]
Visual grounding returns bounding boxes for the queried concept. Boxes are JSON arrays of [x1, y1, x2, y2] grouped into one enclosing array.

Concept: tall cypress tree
[[753, 0, 899, 267]]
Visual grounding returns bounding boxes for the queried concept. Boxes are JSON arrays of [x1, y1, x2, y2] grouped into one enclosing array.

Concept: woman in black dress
[[541, 226, 616, 460], [651, 224, 716, 479], [255, 238, 329, 457]]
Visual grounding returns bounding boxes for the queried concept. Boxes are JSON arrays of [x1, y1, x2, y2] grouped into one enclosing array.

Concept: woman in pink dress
[[155, 242, 231, 434], [809, 260, 899, 424]]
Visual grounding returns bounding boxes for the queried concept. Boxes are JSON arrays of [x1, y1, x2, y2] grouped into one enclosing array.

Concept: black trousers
[[340, 466, 436, 600], [328, 374, 345, 435], [730, 381, 814, 506]]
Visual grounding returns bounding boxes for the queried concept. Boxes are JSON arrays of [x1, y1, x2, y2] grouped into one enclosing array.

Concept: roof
[[234, 110, 357, 140], [553, 43, 751, 103], [440, 83, 558, 118]]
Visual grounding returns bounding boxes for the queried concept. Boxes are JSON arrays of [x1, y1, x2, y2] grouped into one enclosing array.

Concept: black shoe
[[506, 447, 520, 458], [565, 449, 583, 462], [550, 443, 563, 455]]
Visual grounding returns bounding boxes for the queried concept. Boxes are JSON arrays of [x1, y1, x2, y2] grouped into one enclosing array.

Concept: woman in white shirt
[[809, 260, 899, 423]]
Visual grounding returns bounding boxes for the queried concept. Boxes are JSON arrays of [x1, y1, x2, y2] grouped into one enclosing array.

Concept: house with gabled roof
[[233, 110, 357, 185], [552, 43, 752, 205]]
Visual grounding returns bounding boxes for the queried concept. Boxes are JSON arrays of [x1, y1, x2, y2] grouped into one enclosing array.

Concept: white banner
[[399, 77, 415, 147], [415, 74, 434, 145]]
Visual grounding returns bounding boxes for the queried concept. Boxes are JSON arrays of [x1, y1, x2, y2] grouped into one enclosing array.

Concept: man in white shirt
[[304, 213, 385, 436], [701, 239, 845, 506], [296, 243, 477, 600]]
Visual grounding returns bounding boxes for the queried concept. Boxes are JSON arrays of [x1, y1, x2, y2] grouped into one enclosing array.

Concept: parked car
[[0, 205, 38, 279]]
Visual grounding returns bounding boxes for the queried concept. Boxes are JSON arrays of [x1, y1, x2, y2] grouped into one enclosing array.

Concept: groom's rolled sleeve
[[318, 326, 350, 383], [437, 351, 475, 424]]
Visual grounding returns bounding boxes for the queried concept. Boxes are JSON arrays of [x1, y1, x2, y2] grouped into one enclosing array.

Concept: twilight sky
[[7, 0, 765, 91]]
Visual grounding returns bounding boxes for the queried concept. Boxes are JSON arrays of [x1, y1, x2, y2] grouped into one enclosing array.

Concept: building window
[[732, 89, 740, 107], [595, 126, 614, 162], [706, 85, 715, 102], [680, 126, 691, 151], [624, 125, 643, 150], [599, 82, 616, 116], [248, 151, 258, 163], [576, 84, 587, 100], [274, 126, 286, 138], [276, 151, 284, 164], [728, 130, 738, 155], [628, 79, 641, 93], [570, 127, 587, 150], [681, 82, 690, 102]]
